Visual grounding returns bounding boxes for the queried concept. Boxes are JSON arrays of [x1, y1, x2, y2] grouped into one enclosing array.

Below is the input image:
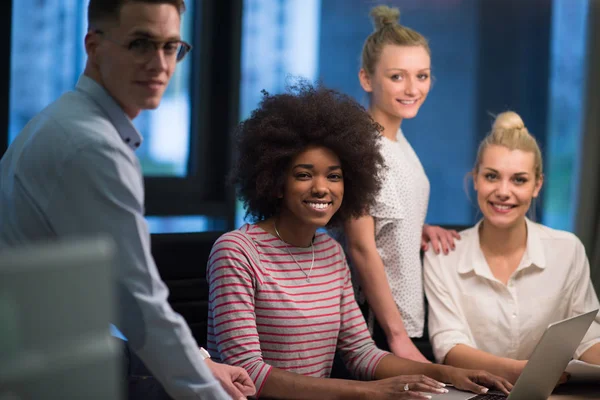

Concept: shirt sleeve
[[46, 144, 230, 400], [569, 238, 600, 358], [423, 250, 474, 363], [207, 233, 273, 396], [336, 253, 389, 380]]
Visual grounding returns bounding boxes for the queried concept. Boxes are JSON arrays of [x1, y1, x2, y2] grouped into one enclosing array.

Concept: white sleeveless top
[[363, 129, 430, 337]]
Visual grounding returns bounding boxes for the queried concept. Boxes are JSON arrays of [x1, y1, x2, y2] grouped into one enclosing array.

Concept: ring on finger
[[404, 383, 410, 391]]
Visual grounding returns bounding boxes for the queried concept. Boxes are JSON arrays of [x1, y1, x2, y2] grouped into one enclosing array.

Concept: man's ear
[[84, 31, 101, 63]]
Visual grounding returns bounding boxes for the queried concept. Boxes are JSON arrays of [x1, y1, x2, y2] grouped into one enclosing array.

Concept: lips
[[136, 80, 164, 90], [489, 201, 516, 214], [304, 201, 332, 212], [397, 99, 419, 105]]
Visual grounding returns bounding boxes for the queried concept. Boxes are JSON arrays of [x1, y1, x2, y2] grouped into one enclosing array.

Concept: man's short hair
[[88, 0, 186, 29]]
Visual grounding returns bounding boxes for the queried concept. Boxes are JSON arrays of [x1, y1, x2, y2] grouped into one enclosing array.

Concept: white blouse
[[357, 129, 430, 338], [424, 218, 600, 363]]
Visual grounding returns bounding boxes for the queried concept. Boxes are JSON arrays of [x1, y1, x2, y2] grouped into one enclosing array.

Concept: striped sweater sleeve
[[336, 250, 389, 380], [206, 231, 273, 394]]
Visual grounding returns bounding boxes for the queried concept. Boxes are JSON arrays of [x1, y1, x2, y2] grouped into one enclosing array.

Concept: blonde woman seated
[[424, 111, 600, 384]]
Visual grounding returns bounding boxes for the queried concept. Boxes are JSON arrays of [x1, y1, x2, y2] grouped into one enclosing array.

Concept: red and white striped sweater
[[207, 224, 389, 397]]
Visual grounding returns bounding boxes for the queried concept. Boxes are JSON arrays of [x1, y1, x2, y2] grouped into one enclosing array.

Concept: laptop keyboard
[[470, 394, 507, 400]]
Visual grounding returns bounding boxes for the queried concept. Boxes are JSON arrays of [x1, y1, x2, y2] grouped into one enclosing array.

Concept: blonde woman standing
[[345, 5, 459, 363]]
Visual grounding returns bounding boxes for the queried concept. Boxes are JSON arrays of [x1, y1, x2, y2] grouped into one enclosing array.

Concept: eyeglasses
[[95, 30, 192, 63]]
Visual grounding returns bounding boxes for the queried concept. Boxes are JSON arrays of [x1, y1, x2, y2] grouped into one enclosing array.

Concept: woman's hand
[[365, 374, 449, 399], [443, 367, 513, 395], [421, 224, 460, 254]]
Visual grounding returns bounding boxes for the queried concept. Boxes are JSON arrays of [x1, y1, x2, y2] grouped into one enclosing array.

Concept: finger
[[439, 235, 450, 254], [233, 371, 256, 396], [421, 242, 429, 251], [430, 236, 441, 254], [444, 232, 456, 250], [233, 382, 256, 396], [490, 379, 512, 395], [234, 381, 256, 396], [401, 391, 435, 399], [222, 381, 248, 400], [403, 375, 446, 388], [451, 230, 461, 239], [478, 374, 513, 395], [408, 382, 450, 394], [458, 379, 489, 395]]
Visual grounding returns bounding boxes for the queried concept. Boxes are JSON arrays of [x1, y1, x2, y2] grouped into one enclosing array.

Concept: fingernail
[[435, 388, 449, 393], [423, 396, 432, 399], [481, 388, 489, 394]]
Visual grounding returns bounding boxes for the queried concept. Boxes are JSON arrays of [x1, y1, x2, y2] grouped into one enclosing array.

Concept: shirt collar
[[458, 217, 546, 278], [519, 217, 547, 271], [75, 75, 143, 151]]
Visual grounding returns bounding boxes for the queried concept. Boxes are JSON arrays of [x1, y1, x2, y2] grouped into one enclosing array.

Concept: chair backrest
[[151, 231, 225, 347]]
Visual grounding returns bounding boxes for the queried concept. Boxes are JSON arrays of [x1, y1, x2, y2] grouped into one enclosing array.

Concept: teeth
[[493, 203, 512, 210], [307, 202, 330, 210], [400, 100, 416, 105]]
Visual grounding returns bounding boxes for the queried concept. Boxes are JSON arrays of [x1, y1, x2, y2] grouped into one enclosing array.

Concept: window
[[5, 1, 240, 229], [9, 0, 194, 177], [238, 0, 526, 227], [239, 0, 589, 230], [542, 0, 589, 231]]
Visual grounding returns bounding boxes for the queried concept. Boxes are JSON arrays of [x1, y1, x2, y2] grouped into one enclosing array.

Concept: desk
[[550, 383, 600, 399]]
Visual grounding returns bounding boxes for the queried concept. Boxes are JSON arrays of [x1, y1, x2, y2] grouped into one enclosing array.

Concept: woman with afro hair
[[205, 82, 511, 399]]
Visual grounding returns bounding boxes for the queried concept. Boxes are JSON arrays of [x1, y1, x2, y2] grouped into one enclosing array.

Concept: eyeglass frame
[[93, 29, 192, 63]]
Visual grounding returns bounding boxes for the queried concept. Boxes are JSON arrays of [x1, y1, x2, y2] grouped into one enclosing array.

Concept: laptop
[[430, 309, 599, 400], [0, 236, 123, 399]]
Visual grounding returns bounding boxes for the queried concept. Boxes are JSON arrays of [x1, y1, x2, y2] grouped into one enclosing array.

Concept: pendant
[[306, 278, 311, 283]]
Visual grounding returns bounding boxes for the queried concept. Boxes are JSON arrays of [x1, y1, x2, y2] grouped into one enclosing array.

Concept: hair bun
[[370, 5, 400, 30], [492, 111, 525, 131]]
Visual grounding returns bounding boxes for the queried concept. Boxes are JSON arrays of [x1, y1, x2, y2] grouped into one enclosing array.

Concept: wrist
[[431, 364, 454, 383], [508, 359, 526, 383], [353, 381, 375, 400], [199, 346, 211, 360], [384, 324, 408, 339]]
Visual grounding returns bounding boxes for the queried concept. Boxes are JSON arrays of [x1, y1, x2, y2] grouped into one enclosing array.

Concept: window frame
[[144, 0, 243, 229], [1, 0, 243, 231], [0, 2, 11, 157]]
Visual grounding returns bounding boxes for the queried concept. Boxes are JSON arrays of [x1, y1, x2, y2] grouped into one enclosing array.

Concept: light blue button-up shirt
[[0, 75, 230, 400]]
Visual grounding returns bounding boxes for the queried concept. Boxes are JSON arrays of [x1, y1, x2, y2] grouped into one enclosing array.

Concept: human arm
[[344, 216, 429, 363], [443, 346, 524, 384], [423, 250, 522, 384], [47, 144, 233, 400], [570, 239, 600, 364], [334, 253, 511, 396], [208, 234, 445, 400], [206, 360, 256, 399], [421, 224, 461, 254], [374, 355, 512, 395]]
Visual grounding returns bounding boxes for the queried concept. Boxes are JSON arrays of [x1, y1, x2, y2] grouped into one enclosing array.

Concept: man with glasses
[[0, 1, 254, 399]]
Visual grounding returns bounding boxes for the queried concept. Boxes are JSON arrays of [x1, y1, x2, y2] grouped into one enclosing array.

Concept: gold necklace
[[273, 222, 315, 282]]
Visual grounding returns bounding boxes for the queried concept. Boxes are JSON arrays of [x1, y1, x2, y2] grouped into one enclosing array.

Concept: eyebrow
[[483, 167, 529, 176], [293, 164, 342, 171], [128, 29, 181, 41], [384, 68, 431, 73]]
